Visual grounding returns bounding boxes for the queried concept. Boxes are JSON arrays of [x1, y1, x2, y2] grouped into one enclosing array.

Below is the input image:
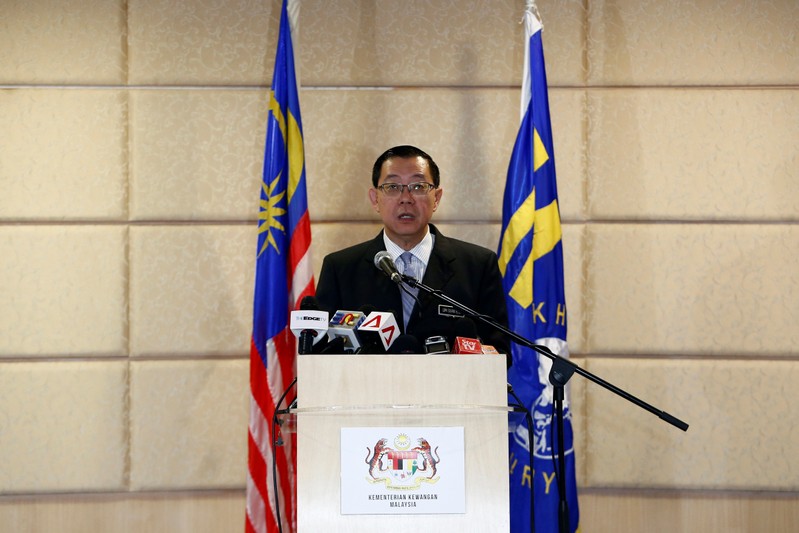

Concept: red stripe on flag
[[249, 338, 272, 420], [294, 279, 315, 310], [288, 211, 312, 276], [271, 332, 296, 530], [248, 339, 280, 533], [250, 337, 297, 532], [247, 430, 270, 524], [272, 329, 296, 421], [284, 219, 311, 294]]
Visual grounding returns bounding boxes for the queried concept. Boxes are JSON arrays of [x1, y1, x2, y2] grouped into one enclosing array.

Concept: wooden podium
[[294, 354, 510, 532]]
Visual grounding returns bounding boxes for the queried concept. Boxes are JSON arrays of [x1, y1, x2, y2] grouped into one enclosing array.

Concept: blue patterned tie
[[398, 252, 420, 330]]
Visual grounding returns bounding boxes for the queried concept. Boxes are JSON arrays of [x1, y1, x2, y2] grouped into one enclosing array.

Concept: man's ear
[[368, 188, 379, 211], [433, 187, 443, 211]]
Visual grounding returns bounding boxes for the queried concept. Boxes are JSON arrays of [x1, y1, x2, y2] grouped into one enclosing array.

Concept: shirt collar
[[382, 227, 435, 267]]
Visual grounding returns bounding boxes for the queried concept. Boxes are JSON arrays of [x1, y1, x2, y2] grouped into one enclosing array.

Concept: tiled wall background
[[1, 0, 798, 531]]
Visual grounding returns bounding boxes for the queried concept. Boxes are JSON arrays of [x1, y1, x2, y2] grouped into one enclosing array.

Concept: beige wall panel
[[436, 222, 501, 253], [587, 89, 799, 221], [583, 358, 799, 490], [130, 360, 248, 489], [0, 492, 245, 533], [0, 90, 128, 221], [580, 491, 799, 533], [128, 0, 279, 85], [303, 88, 585, 222], [0, 0, 126, 84], [309, 222, 384, 283], [569, 356, 588, 484], [0, 226, 127, 357], [0, 361, 127, 493], [2, 491, 799, 532], [562, 224, 586, 355], [299, 0, 585, 86], [587, 0, 799, 86], [129, 226, 254, 357], [585, 224, 799, 356], [130, 90, 267, 221]]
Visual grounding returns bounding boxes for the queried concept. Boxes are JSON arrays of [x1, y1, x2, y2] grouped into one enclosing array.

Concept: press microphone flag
[[453, 336, 484, 354], [289, 298, 329, 355], [358, 311, 399, 352], [327, 310, 366, 352], [452, 317, 484, 354]]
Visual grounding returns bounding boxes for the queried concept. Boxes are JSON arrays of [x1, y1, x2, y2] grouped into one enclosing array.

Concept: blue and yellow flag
[[247, 1, 314, 532], [498, 8, 580, 533]]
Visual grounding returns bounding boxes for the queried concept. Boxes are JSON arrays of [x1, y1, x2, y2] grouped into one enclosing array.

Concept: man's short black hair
[[371, 145, 441, 188]]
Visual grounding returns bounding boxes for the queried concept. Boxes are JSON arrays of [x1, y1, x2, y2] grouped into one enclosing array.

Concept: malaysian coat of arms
[[364, 433, 441, 489]]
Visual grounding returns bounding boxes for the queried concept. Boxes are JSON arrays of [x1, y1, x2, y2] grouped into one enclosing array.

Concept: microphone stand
[[400, 274, 689, 533]]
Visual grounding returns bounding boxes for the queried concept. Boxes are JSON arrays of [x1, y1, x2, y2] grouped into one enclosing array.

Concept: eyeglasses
[[376, 182, 437, 197]]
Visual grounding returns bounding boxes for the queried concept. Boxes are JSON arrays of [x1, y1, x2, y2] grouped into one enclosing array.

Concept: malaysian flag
[[498, 3, 580, 532], [246, 0, 314, 532]]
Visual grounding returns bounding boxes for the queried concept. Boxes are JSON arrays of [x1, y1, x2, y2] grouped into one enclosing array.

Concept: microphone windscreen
[[319, 336, 346, 354], [388, 334, 422, 354], [374, 251, 402, 283], [453, 317, 479, 339], [359, 304, 377, 316], [299, 295, 320, 310]]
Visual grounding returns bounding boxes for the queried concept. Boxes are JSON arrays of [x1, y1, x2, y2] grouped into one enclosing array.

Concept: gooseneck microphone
[[373, 251, 402, 283]]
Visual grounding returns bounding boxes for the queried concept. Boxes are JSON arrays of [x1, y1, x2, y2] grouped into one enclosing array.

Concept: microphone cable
[[398, 280, 423, 326], [270, 376, 297, 533]]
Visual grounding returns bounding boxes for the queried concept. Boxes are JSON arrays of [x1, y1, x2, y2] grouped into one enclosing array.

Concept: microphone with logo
[[357, 310, 400, 353], [452, 317, 485, 354], [327, 309, 367, 353], [350, 305, 384, 354], [424, 335, 450, 354], [289, 296, 329, 355]]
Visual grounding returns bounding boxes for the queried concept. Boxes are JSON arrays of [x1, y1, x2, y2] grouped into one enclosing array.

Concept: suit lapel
[[411, 226, 456, 327]]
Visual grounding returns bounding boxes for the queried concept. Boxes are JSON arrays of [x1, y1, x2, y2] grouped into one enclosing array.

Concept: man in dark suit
[[315, 145, 510, 356]]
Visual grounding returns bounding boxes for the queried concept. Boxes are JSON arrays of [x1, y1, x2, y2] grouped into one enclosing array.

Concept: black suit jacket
[[315, 224, 510, 357]]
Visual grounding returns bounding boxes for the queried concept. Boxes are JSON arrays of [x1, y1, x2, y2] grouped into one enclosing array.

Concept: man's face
[[368, 156, 443, 249]]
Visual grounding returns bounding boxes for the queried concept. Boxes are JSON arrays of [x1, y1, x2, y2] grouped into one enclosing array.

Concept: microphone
[[352, 305, 384, 354], [452, 317, 484, 354], [388, 334, 423, 354], [289, 296, 329, 355], [318, 335, 346, 354], [327, 310, 367, 353], [374, 251, 402, 284], [424, 335, 450, 354], [358, 311, 400, 353]]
